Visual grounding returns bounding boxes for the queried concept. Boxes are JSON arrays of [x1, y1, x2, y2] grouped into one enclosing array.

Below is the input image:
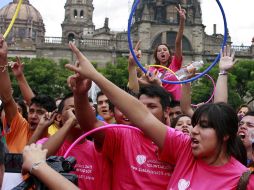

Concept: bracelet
[[219, 70, 228, 75], [0, 61, 23, 72], [0, 64, 8, 72], [29, 160, 46, 174]]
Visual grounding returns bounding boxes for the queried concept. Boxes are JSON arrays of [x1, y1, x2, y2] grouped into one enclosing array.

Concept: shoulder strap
[[237, 170, 254, 190]]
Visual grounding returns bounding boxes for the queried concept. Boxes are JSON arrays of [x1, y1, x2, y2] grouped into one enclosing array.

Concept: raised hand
[[138, 70, 162, 86], [38, 111, 57, 129], [219, 45, 237, 72], [65, 42, 97, 80], [67, 73, 92, 95], [11, 56, 24, 77], [129, 40, 142, 67], [64, 108, 77, 127], [175, 4, 186, 21]]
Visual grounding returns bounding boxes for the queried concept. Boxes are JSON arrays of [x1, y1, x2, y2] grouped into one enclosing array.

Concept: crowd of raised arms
[[0, 5, 254, 190]]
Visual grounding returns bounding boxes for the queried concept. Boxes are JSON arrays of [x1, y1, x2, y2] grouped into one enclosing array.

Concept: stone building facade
[[0, 0, 253, 67]]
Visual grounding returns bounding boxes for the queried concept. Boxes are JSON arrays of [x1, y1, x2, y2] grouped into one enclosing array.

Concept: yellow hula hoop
[[148, 64, 182, 86], [3, 0, 23, 39], [148, 64, 176, 75]]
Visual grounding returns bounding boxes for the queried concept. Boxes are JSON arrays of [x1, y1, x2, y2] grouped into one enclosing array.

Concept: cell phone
[[4, 153, 23, 173]]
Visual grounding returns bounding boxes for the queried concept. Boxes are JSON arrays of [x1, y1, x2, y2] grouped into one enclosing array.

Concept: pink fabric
[[159, 128, 248, 190], [149, 56, 182, 101], [57, 140, 111, 190], [247, 175, 254, 189], [36, 138, 48, 144], [103, 126, 174, 190]]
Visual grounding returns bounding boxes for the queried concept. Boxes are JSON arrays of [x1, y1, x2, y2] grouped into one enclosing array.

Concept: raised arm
[[174, 5, 186, 59], [0, 35, 18, 125], [22, 144, 79, 190], [128, 40, 141, 94], [11, 57, 35, 105], [42, 108, 77, 156], [214, 46, 236, 103], [68, 74, 105, 149], [27, 112, 57, 145], [180, 83, 194, 117], [65, 43, 167, 149]]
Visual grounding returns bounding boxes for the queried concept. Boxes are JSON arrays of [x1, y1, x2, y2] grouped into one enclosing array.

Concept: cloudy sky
[[0, 0, 253, 46]]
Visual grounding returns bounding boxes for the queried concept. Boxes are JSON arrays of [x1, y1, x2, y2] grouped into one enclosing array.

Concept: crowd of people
[[0, 5, 254, 190]]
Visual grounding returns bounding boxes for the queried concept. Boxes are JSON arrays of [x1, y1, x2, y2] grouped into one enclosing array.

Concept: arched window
[[68, 33, 75, 42], [152, 31, 192, 52], [74, 10, 78, 18], [80, 10, 84, 18]]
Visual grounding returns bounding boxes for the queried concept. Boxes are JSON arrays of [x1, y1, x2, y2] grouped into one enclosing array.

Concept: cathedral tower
[[62, 0, 95, 41], [132, 0, 205, 63]]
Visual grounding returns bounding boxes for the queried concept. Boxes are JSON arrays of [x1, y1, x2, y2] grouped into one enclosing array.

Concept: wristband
[[219, 70, 228, 75], [29, 160, 46, 174]]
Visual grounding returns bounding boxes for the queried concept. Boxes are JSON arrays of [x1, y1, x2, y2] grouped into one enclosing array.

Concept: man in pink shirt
[[40, 93, 111, 190], [73, 76, 174, 190]]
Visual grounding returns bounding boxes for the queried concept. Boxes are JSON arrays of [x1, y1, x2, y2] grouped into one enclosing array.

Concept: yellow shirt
[[48, 123, 59, 135]]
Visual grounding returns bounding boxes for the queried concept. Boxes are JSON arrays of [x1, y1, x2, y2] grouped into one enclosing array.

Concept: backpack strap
[[237, 170, 254, 190]]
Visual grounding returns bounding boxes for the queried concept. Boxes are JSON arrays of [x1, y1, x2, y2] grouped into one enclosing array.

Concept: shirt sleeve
[[169, 56, 183, 72], [3, 112, 28, 135], [159, 127, 191, 165]]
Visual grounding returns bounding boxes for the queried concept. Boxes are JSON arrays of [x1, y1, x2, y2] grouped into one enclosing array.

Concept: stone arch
[[150, 31, 192, 52], [68, 33, 75, 42]]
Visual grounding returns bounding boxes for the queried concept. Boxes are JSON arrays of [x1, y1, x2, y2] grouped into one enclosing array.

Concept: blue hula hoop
[[127, 0, 228, 84]]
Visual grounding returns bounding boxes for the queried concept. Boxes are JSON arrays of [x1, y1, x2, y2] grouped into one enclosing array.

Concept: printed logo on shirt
[[136, 155, 146, 165], [178, 179, 190, 190]]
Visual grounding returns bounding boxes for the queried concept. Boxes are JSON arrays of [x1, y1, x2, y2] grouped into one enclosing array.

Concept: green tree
[[10, 58, 72, 99], [99, 57, 129, 89], [191, 59, 254, 109]]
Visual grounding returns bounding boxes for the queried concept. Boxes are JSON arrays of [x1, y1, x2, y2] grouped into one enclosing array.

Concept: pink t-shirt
[[149, 56, 182, 101], [57, 140, 111, 190], [159, 128, 248, 190], [103, 126, 174, 190], [247, 175, 254, 189]]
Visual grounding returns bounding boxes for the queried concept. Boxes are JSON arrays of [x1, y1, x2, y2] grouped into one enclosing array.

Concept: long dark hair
[[153, 43, 173, 67], [192, 102, 247, 165]]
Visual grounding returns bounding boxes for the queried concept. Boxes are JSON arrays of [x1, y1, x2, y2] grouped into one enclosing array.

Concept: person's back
[[103, 126, 174, 189]]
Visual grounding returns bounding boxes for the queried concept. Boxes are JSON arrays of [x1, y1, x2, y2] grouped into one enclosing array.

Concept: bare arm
[[42, 109, 76, 156], [22, 144, 79, 190], [214, 46, 236, 103], [68, 74, 105, 149], [11, 57, 35, 105], [128, 41, 141, 94], [180, 83, 194, 117], [65, 43, 167, 149], [174, 5, 186, 59], [0, 35, 18, 125]]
